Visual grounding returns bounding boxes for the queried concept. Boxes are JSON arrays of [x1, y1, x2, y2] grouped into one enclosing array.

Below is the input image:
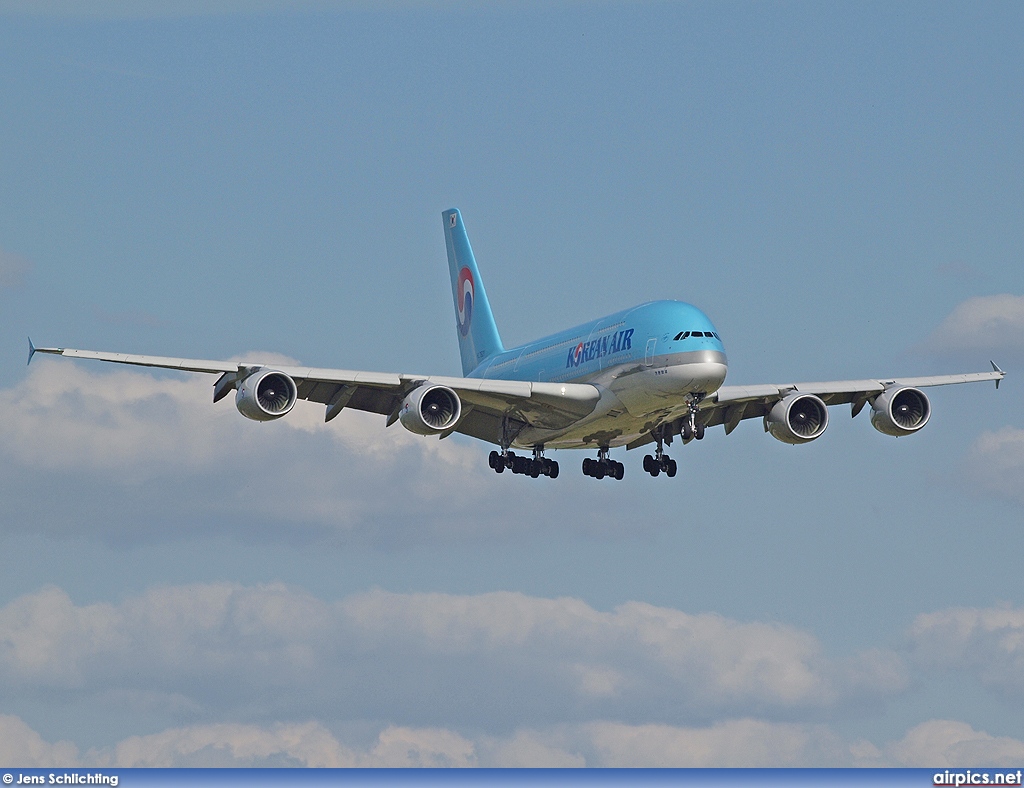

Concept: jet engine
[[235, 369, 298, 421], [870, 386, 930, 436], [399, 384, 462, 435], [765, 393, 829, 444]]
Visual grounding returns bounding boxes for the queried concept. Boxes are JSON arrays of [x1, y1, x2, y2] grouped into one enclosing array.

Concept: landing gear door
[[644, 338, 657, 367]]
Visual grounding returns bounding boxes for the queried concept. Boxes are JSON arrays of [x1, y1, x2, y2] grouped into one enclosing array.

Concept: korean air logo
[[572, 343, 584, 364], [456, 267, 474, 337]]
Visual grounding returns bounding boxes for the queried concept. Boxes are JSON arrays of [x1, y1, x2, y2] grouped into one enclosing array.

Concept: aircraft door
[[645, 338, 657, 367]]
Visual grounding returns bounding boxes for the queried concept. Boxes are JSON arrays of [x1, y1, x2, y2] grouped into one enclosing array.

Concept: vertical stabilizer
[[443, 209, 504, 376]]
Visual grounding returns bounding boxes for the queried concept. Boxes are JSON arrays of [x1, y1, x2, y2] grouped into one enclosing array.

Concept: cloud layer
[[1, 584, 1023, 767], [5, 712, 1024, 768], [0, 583, 903, 731], [909, 604, 1024, 698], [921, 294, 1024, 361], [0, 359, 567, 546], [966, 427, 1024, 506]]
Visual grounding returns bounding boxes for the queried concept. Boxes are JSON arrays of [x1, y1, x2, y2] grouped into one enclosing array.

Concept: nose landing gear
[[583, 447, 624, 480], [680, 394, 706, 441]]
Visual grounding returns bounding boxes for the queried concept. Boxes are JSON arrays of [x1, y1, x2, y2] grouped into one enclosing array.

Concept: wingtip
[[991, 360, 1005, 389], [27, 337, 35, 366]]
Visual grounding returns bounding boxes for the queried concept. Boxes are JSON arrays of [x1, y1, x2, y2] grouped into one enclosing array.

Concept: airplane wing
[[27, 342, 601, 445], [623, 365, 1005, 449], [701, 367, 1005, 435]]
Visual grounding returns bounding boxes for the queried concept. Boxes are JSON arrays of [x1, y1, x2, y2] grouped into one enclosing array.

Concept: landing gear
[[681, 394, 706, 441], [643, 427, 678, 478], [489, 447, 558, 478], [642, 453, 677, 477], [583, 448, 624, 480]]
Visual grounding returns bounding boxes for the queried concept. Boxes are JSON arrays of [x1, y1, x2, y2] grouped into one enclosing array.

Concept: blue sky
[[1, 0, 1023, 767]]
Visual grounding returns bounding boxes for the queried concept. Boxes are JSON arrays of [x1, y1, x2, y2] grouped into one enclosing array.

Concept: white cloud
[[0, 360, 526, 545], [0, 714, 78, 766], [14, 711, 1024, 768], [921, 294, 1024, 358], [0, 583, 905, 732], [965, 427, 1024, 506], [885, 720, 1024, 768], [908, 604, 1024, 697], [579, 719, 853, 767]]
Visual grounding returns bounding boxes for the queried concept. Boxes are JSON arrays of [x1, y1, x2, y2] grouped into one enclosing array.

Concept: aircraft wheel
[[594, 461, 606, 479], [695, 423, 706, 440], [666, 458, 677, 477], [643, 455, 654, 474], [583, 458, 593, 476], [529, 459, 541, 478], [548, 461, 559, 479], [682, 423, 694, 441], [488, 451, 501, 470], [614, 461, 625, 480]]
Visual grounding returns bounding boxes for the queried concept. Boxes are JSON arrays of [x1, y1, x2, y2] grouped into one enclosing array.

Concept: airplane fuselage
[[469, 300, 728, 449]]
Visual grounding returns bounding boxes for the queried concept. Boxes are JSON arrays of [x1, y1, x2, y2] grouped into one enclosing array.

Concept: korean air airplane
[[30, 209, 1005, 481]]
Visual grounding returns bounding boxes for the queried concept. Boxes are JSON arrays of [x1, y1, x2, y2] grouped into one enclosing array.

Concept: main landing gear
[[489, 447, 559, 478], [643, 424, 677, 478], [583, 447, 624, 480], [643, 394, 706, 477], [642, 447, 677, 477]]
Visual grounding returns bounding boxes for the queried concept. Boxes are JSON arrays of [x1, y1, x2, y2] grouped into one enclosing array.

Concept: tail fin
[[443, 209, 504, 375]]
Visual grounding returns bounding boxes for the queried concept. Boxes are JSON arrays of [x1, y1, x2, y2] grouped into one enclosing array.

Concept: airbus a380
[[31, 209, 1005, 481]]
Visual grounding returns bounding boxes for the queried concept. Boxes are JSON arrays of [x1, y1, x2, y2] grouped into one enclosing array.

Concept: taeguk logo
[[456, 267, 474, 337]]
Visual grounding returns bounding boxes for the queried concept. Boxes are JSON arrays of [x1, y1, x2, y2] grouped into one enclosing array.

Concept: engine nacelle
[[235, 369, 298, 422], [399, 384, 462, 435], [870, 386, 930, 436], [765, 393, 829, 444]]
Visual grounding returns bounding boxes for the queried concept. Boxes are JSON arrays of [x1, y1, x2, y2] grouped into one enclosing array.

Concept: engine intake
[[235, 369, 298, 421], [765, 393, 829, 444], [870, 386, 930, 436], [400, 384, 462, 435]]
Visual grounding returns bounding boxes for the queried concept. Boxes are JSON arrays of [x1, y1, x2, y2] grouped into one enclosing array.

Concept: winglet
[[991, 360, 1005, 389], [27, 337, 36, 366]]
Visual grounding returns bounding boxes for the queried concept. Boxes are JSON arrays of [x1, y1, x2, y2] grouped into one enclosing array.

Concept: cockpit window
[[673, 330, 721, 341]]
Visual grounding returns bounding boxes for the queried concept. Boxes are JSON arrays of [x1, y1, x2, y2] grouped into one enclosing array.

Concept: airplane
[[29, 208, 1005, 481]]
